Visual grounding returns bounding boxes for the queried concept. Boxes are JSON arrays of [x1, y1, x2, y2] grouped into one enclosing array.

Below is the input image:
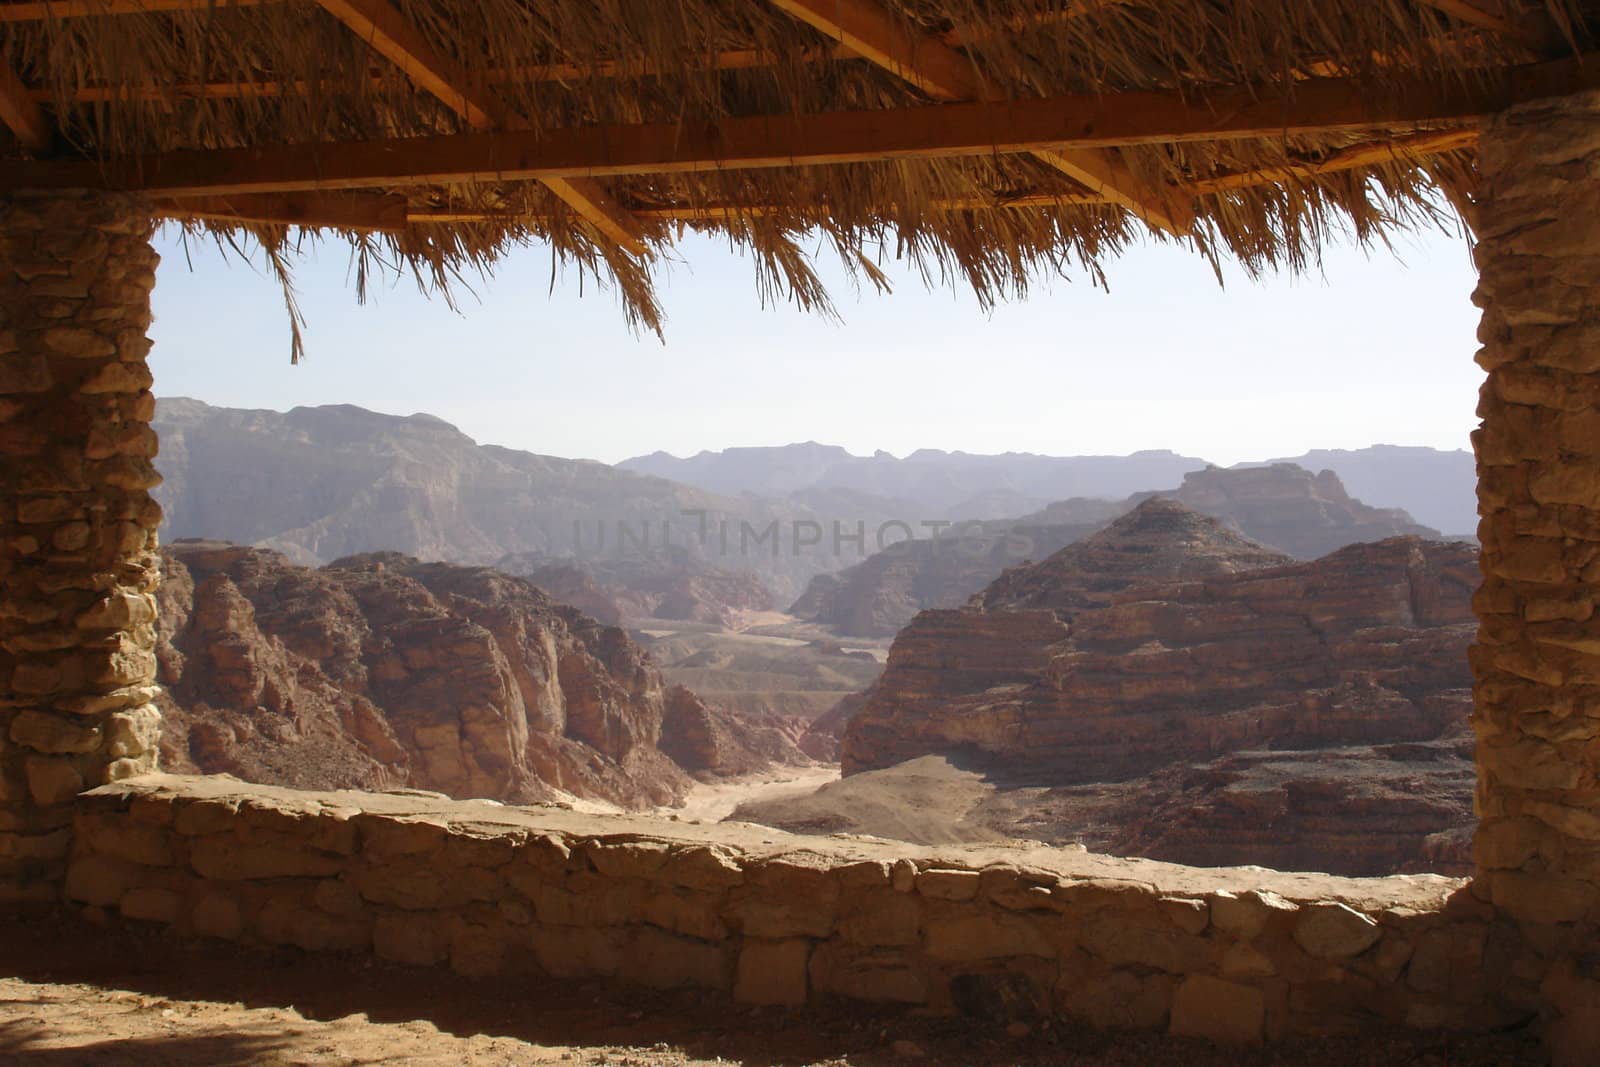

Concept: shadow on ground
[[0, 911, 1542, 1066]]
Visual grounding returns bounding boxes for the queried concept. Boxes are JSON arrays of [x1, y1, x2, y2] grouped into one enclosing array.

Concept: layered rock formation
[[790, 465, 1445, 637], [834, 500, 1478, 875], [154, 542, 800, 808], [1134, 463, 1441, 561], [1237, 446, 1477, 538]]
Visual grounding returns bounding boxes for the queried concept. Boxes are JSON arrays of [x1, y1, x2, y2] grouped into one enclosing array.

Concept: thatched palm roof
[[1, 0, 1595, 341]]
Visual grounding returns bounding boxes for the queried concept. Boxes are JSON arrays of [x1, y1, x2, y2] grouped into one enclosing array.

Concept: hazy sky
[[148, 219, 1484, 467]]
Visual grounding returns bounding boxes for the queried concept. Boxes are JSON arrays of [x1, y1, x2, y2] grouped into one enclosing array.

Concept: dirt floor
[[0, 912, 1545, 1066]]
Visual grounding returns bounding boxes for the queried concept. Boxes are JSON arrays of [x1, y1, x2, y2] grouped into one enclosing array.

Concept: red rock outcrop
[[155, 542, 796, 808], [837, 501, 1478, 874]]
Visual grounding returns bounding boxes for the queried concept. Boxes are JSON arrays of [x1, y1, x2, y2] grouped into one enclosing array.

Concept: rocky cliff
[[153, 398, 846, 602], [1134, 463, 1441, 560], [790, 464, 1447, 637], [831, 500, 1478, 874], [154, 542, 800, 808], [1237, 445, 1477, 537]]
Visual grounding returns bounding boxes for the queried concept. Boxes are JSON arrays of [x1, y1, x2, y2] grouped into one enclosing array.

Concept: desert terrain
[[138, 410, 1488, 883]]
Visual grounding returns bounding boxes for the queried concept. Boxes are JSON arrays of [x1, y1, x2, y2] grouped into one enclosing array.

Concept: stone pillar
[[0, 191, 163, 907], [1472, 91, 1600, 929]]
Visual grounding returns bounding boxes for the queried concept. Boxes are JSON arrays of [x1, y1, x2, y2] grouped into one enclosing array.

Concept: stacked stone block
[[0, 191, 163, 905], [1471, 91, 1600, 928], [68, 777, 1536, 1045]]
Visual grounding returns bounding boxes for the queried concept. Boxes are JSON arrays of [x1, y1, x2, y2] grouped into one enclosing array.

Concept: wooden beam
[[0, 59, 50, 151], [154, 190, 408, 229], [151, 129, 1476, 231], [0, 0, 267, 20], [415, 189, 1113, 224], [1, 59, 1584, 198], [315, 0, 502, 128], [1187, 128, 1480, 195], [30, 45, 857, 105], [540, 176, 651, 250], [765, 0, 1190, 234], [315, 0, 646, 254], [767, 0, 983, 100]]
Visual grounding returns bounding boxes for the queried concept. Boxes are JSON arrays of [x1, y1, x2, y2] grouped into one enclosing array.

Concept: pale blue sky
[[148, 220, 1483, 467]]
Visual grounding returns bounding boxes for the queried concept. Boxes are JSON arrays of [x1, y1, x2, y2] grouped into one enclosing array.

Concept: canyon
[[764, 500, 1480, 876], [154, 541, 802, 809], [143, 408, 1486, 879]]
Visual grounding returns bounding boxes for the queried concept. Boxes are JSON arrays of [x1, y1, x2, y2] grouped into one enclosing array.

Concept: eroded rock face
[[1134, 464, 1440, 561], [154, 542, 788, 808], [790, 465, 1445, 637], [839, 501, 1478, 874]]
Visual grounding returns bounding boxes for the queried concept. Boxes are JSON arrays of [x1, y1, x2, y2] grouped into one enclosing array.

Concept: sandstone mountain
[[1132, 462, 1441, 560], [154, 542, 803, 808], [790, 464, 1446, 637], [622, 442, 1206, 517], [809, 500, 1478, 875], [974, 497, 1294, 613], [153, 398, 844, 602], [1236, 445, 1477, 537]]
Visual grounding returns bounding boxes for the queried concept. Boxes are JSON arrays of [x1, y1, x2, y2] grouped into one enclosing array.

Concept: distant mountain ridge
[[154, 398, 852, 601], [621, 442, 1208, 518], [623, 441, 1477, 532], [790, 463, 1449, 636], [1234, 445, 1476, 536]]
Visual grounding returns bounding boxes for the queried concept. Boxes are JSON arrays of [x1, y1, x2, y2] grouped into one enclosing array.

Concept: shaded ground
[[0, 913, 1543, 1066]]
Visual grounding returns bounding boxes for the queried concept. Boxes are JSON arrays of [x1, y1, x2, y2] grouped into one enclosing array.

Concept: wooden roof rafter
[[10, 59, 1566, 199], [765, 0, 1193, 235], [0, 0, 268, 19], [312, 0, 647, 255], [148, 128, 1481, 231]]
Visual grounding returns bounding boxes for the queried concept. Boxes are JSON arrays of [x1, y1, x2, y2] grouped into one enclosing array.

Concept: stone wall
[[0, 191, 163, 907], [69, 774, 1535, 1046], [1471, 91, 1600, 926], [1469, 89, 1600, 1058]]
